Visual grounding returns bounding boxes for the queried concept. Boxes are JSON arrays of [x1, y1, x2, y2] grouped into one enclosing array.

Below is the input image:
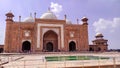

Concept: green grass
[[45, 56, 109, 61]]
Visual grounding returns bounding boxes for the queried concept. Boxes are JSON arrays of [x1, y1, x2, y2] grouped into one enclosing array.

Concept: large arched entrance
[[69, 41, 76, 51], [22, 41, 31, 52], [43, 30, 58, 52]]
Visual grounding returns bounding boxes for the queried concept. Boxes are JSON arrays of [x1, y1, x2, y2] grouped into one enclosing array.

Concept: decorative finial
[[77, 19, 79, 24], [48, 7, 51, 11], [19, 16, 21, 22], [9, 10, 12, 13], [30, 13, 32, 17], [64, 14, 67, 20], [34, 12, 36, 18]]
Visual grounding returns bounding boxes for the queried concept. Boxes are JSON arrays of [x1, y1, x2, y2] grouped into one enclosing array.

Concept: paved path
[[0, 52, 120, 68]]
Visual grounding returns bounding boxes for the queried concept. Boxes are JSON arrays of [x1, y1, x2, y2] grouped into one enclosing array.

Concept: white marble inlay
[[24, 30, 30, 37], [42, 28, 59, 36], [70, 32, 74, 38], [69, 40, 76, 43], [22, 40, 31, 43]]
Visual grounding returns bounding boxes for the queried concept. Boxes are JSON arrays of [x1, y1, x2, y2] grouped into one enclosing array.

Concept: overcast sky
[[0, 0, 120, 49]]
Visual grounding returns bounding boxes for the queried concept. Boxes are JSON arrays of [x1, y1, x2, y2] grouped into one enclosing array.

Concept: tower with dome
[[4, 10, 108, 53], [89, 33, 108, 52]]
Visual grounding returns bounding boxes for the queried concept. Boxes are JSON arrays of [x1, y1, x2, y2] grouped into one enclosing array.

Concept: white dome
[[40, 11, 57, 20], [23, 16, 35, 22], [96, 33, 103, 37], [66, 19, 72, 24], [82, 17, 87, 19]]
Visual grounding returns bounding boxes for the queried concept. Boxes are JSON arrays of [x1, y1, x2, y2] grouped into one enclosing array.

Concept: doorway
[[22, 41, 31, 52], [46, 42, 53, 52], [69, 41, 76, 51]]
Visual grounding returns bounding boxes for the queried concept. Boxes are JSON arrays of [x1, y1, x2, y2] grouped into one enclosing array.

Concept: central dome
[[40, 10, 57, 20], [23, 16, 35, 22]]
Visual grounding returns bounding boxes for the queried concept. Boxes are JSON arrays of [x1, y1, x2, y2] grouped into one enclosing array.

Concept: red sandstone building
[[4, 10, 108, 53]]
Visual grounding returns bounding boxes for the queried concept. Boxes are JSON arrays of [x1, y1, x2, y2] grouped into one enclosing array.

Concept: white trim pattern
[[37, 23, 64, 49], [22, 40, 31, 43]]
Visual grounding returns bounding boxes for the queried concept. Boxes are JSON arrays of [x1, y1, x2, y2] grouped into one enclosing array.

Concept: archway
[[98, 47, 101, 51], [89, 47, 94, 51], [46, 42, 53, 52], [69, 41, 76, 51], [0, 48, 3, 53], [22, 41, 31, 52], [43, 30, 58, 52]]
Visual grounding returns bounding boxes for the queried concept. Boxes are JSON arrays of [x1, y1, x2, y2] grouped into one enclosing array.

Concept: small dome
[[81, 17, 88, 21], [23, 16, 35, 22], [66, 19, 72, 24], [40, 11, 57, 20], [96, 33, 103, 37]]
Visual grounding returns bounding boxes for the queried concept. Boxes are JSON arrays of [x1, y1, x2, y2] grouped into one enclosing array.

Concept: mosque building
[[4, 9, 108, 53]]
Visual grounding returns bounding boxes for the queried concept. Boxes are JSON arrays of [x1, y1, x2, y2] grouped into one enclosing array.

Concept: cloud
[[93, 18, 120, 33], [93, 18, 120, 49], [50, 2, 63, 17]]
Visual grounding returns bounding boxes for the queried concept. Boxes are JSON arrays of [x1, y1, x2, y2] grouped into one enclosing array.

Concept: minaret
[[4, 11, 14, 52], [81, 17, 89, 51]]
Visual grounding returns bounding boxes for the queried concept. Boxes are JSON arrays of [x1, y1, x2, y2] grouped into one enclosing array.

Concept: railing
[[0, 55, 23, 66], [1, 57, 120, 68]]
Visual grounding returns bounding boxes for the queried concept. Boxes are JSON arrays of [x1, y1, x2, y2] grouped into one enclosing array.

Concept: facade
[[4, 10, 89, 53], [89, 33, 108, 52]]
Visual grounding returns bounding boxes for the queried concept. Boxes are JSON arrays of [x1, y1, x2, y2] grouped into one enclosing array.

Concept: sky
[[0, 0, 120, 49]]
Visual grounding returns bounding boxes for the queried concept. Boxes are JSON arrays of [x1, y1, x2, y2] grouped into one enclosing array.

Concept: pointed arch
[[43, 30, 58, 52], [22, 41, 31, 52], [69, 41, 76, 51]]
